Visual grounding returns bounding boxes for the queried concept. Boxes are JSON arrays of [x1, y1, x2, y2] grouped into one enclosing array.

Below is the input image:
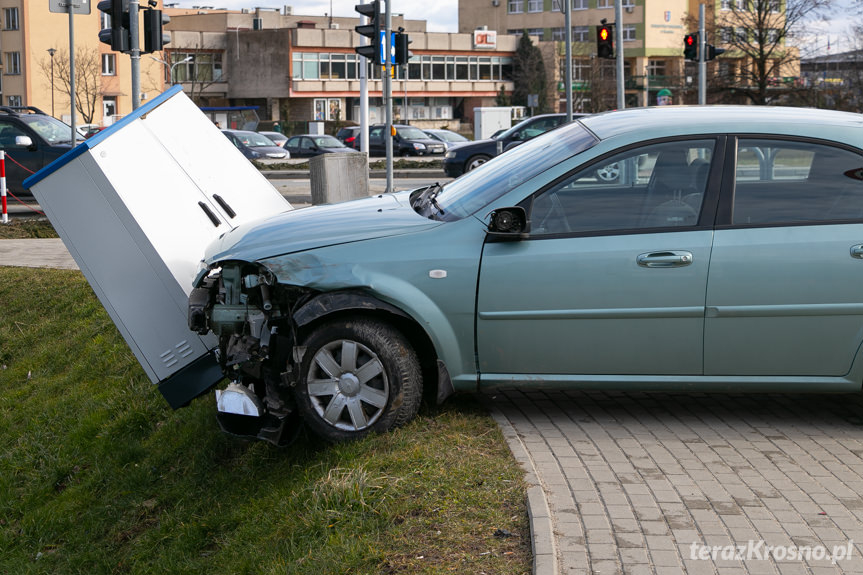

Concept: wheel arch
[[293, 290, 454, 405]]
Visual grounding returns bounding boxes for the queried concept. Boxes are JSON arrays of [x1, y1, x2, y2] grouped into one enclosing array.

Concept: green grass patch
[[0, 219, 58, 239], [0, 267, 530, 574]]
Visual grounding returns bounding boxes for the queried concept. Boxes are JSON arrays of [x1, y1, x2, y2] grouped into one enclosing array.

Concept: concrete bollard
[[309, 153, 370, 205]]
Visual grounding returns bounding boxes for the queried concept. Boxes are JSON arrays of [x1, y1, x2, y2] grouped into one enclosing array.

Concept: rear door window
[[732, 140, 863, 225]]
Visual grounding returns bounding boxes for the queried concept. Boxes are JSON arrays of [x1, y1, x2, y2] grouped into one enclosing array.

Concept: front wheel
[[466, 154, 491, 172], [294, 317, 422, 442]]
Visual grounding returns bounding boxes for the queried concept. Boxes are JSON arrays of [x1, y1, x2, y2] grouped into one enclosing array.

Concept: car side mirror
[[487, 206, 529, 240], [503, 141, 522, 152], [15, 135, 33, 149]]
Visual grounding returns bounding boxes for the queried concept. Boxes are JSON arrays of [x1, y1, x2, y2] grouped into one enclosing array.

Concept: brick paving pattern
[[487, 390, 863, 575]]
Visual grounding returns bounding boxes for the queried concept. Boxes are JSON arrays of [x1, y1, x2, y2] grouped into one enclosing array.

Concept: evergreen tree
[[511, 31, 548, 112]]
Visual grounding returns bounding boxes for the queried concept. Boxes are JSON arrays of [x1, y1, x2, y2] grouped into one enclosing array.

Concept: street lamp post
[[149, 55, 193, 85], [47, 48, 57, 117]]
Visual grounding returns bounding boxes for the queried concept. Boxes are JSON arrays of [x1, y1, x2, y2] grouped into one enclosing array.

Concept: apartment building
[[165, 7, 518, 129], [459, 0, 797, 109], [0, 0, 168, 124]]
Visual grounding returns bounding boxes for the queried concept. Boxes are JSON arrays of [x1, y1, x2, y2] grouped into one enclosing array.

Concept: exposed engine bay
[[189, 262, 307, 445]]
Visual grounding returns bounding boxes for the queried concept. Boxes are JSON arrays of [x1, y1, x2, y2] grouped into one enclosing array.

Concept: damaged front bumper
[[189, 261, 308, 445]]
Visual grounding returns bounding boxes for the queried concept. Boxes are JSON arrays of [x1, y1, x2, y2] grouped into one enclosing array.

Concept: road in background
[[272, 177, 452, 200], [3, 176, 455, 219]]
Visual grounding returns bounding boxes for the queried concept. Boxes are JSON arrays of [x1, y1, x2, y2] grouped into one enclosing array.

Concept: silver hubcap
[[468, 157, 487, 170], [307, 339, 389, 431]]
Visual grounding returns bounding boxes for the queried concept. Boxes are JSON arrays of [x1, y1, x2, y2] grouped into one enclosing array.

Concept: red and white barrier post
[[0, 151, 7, 224]]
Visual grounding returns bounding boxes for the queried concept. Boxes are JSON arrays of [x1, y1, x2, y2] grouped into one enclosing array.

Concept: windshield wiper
[[411, 182, 445, 217], [414, 182, 445, 218], [427, 186, 445, 215]]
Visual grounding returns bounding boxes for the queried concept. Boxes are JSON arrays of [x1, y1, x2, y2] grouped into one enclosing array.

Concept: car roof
[[579, 106, 863, 144], [289, 134, 340, 138]]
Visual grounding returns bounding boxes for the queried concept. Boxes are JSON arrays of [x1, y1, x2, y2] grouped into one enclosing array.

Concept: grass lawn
[[0, 267, 531, 574], [0, 219, 58, 239]]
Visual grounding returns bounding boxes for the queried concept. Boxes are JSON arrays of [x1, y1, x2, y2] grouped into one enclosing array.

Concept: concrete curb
[[483, 396, 558, 575]]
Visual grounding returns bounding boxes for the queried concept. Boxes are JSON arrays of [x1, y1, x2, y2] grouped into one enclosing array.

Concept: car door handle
[[637, 251, 693, 268], [851, 245, 863, 259]]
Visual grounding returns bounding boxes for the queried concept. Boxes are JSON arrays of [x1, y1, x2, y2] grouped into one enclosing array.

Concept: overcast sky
[[176, 0, 858, 53]]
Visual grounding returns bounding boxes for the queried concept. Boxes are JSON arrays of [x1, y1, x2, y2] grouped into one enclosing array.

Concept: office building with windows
[[164, 7, 518, 129], [459, 0, 797, 110]]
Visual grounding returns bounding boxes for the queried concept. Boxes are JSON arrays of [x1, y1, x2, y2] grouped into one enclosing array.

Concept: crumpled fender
[[293, 290, 411, 327]]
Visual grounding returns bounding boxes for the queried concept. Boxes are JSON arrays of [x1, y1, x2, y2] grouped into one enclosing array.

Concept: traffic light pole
[[384, 0, 393, 194], [359, 16, 369, 155], [67, 4, 77, 141], [130, 0, 141, 110], [615, 0, 624, 109], [698, 3, 705, 105], [564, 0, 572, 121]]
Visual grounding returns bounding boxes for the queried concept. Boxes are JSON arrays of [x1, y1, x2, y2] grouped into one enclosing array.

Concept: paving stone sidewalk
[[486, 390, 863, 575]]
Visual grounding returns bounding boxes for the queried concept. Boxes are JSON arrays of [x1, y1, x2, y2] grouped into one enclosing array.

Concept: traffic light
[[98, 0, 130, 53], [394, 32, 412, 65], [354, 1, 382, 64], [684, 33, 698, 61], [596, 24, 614, 59], [143, 8, 171, 54], [705, 44, 726, 61]]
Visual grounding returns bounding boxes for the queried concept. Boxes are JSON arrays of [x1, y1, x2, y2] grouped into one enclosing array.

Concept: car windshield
[[433, 121, 598, 221], [237, 132, 277, 147], [495, 117, 554, 141], [314, 136, 344, 148], [396, 126, 430, 140], [436, 131, 468, 142], [21, 115, 79, 144]]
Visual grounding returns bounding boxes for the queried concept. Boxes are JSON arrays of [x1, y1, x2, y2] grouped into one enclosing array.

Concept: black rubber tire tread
[[294, 317, 422, 442]]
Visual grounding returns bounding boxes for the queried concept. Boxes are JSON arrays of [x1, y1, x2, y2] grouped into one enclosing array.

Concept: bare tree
[[162, 48, 226, 106], [38, 47, 102, 123], [706, 0, 832, 105]]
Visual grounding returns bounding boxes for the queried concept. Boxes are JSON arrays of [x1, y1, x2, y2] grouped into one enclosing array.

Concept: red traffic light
[[596, 24, 614, 59], [683, 32, 698, 60]]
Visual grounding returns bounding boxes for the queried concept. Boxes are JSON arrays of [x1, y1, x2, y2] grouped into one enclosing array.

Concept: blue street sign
[[378, 30, 396, 65]]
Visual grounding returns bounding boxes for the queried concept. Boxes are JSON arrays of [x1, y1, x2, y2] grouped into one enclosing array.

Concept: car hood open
[[203, 191, 443, 264]]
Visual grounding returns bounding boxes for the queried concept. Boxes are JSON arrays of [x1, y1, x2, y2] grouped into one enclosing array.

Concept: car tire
[[466, 154, 491, 172], [294, 317, 422, 442]]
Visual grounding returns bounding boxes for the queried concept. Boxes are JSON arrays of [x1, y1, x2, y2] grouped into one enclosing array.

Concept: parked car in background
[[443, 113, 574, 177], [284, 134, 360, 158], [368, 124, 446, 157], [423, 128, 470, 149], [258, 131, 288, 148], [77, 123, 105, 139], [5, 106, 83, 198], [336, 126, 362, 149], [189, 105, 863, 444], [222, 130, 289, 160]]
